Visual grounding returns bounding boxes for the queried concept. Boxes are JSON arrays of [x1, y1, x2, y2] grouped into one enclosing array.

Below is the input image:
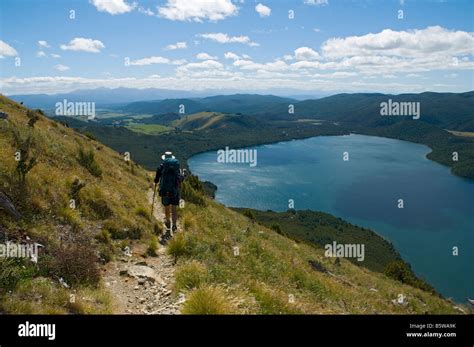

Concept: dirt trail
[[102, 189, 184, 314]]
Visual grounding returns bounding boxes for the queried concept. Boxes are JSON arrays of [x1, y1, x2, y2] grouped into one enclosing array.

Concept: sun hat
[[161, 151, 175, 160]]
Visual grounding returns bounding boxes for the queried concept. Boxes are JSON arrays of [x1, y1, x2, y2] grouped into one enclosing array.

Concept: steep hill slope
[[0, 95, 462, 314]]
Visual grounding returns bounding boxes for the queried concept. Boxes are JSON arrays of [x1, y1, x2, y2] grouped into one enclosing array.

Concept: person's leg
[[164, 204, 171, 228], [171, 204, 177, 226]]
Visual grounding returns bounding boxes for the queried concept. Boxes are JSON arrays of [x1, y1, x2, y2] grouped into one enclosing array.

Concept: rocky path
[[102, 190, 184, 314]]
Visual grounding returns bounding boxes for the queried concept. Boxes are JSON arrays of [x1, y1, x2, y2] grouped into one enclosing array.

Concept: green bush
[[384, 260, 435, 293], [167, 233, 192, 259], [49, 236, 100, 286], [77, 147, 102, 177], [104, 221, 143, 240], [11, 127, 37, 184], [181, 175, 206, 207], [243, 209, 256, 221], [147, 235, 158, 257], [85, 198, 113, 219], [135, 206, 150, 221]]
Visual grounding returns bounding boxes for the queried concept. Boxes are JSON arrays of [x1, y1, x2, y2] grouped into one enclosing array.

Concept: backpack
[[159, 158, 181, 198]]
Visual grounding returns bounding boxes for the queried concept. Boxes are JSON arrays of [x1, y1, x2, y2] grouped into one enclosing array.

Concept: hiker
[[154, 151, 182, 240]]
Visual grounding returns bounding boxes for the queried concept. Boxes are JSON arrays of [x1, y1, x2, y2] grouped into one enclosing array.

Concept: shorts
[[162, 194, 180, 206]]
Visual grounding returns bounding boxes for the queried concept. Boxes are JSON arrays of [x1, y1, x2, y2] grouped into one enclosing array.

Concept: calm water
[[188, 134, 474, 302]]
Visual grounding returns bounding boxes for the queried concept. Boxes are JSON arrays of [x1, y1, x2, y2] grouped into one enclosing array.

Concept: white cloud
[[304, 0, 329, 6], [0, 74, 456, 96], [165, 41, 187, 50], [224, 52, 240, 60], [0, 40, 18, 58], [255, 3, 271, 17], [197, 52, 217, 60], [54, 64, 70, 71], [176, 59, 231, 78], [172, 59, 187, 65], [130, 56, 170, 66], [51, 54, 61, 58], [138, 7, 154, 16], [283, 54, 293, 61], [36, 51, 46, 58], [60, 38, 105, 53], [198, 33, 259, 46], [321, 26, 474, 59], [90, 0, 136, 15], [178, 59, 224, 71], [38, 40, 50, 48], [294, 47, 321, 61], [158, 0, 238, 22]]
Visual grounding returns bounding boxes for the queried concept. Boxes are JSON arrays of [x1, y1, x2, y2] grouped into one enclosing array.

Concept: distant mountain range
[[7, 87, 325, 109], [7, 88, 474, 131], [121, 91, 474, 131]]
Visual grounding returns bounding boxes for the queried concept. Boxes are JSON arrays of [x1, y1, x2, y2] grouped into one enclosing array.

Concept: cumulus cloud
[[60, 38, 105, 53], [54, 64, 70, 71], [36, 51, 46, 58], [198, 33, 259, 46], [90, 0, 136, 15], [38, 40, 50, 48], [321, 26, 474, 59], [158, 0, 238, 22], [196, 52, 218, 60], [129, 56, 170, 66], [176, 59, 233, 78], [224, 52, 240, 60], [51, 54, 61, 58], [165, 41, 187, 50], [255, 3, 271, 17], [294, 47, 321, 61], [0, 40, 17, 58], [304, 0, 329, 6]]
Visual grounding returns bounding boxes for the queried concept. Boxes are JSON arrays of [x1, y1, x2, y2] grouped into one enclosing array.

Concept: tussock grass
[[174, 260, 208, 292], [181, 286, 236, 315]]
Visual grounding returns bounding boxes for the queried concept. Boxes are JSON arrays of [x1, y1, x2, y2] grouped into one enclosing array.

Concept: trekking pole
[[151, 182, 157, 218]]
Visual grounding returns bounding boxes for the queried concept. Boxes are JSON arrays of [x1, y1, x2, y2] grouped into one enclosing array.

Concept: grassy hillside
[[0, 95, 156, 313], [0, 95, 461, 314], [171, 201, 457, 314]]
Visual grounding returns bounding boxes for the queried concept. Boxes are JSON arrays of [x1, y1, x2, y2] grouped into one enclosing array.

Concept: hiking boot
[[172, 225, 178, 232], [164, 220, 171, 230], [160, 231, 172, 245]]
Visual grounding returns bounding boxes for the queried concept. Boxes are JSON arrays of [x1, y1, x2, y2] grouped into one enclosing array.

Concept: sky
[[0, 0, 473, 95]]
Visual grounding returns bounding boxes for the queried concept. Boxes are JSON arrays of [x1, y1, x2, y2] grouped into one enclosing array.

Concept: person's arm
[[154, 165, 163, 183]]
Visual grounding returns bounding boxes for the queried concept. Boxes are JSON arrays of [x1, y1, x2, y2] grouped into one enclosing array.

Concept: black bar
[[0, 315, 472, 346]]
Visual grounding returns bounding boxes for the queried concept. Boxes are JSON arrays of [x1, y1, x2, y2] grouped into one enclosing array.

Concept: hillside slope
[[0, 96, 462, 314]]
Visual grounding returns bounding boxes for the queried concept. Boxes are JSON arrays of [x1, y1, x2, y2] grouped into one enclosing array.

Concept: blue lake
[[188, 134, 474, 303]]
